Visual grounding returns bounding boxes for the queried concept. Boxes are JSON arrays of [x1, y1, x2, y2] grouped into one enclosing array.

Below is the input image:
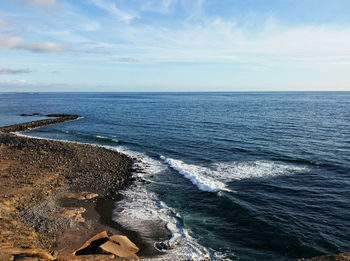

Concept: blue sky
[[0, 0, 350, 92]]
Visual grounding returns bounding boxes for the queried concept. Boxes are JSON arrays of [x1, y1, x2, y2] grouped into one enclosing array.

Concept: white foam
[[161, 156, 230, 193], [106, 153, 217, 260], [105, 145, 166, 177], [95, 135, 118, 143], [161, 156, 309, 193], [113, 185, 214, 261], [212, 160, 309, 181], [14, 132, 49, 139]]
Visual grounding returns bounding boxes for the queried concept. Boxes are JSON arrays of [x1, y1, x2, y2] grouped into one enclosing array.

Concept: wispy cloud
[[0, 67, 32, 75], [80, 18, 349, 69], [0, 36, 22, 48], [27, 0, 57, 6], [114, 57, 139, 63], [0, 36, 66, 53], [21, 41, 66, 53], [141, 0, 178, 14], [0, 79, 72, 92], [1, 0, 350, 91], [0, 18, 8, 27], [79, 21, 101, 32], [0, 18, 16, 34], [88, 0, 136, 22]]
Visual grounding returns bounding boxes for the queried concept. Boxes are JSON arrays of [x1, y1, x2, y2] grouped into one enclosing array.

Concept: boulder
[[99, 241, 138, 259], [74, 231, 139, 260], [74, 231, 108, 255]]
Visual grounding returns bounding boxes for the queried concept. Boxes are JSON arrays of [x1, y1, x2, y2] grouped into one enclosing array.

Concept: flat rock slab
[[74, 231, 140, 260], [65, 192, 99, 201], [57, 229, 106, 256], [100, 241, 138, 259], [74, 231, 109, 255], [109, 235, 139, 254], [0, 247, 55, 260]]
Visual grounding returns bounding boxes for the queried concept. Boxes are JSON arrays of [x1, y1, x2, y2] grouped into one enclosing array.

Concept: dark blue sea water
[[1, 92, 349, 260]]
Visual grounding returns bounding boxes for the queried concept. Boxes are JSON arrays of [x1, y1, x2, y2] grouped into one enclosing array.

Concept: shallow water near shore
[[1, 92, 350, 260]]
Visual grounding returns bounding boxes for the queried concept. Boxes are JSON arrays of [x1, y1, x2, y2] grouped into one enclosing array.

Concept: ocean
[[1, 92, 349, 260]]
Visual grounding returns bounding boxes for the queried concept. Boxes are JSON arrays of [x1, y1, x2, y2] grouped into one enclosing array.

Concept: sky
[[1, 0, 350, 92]]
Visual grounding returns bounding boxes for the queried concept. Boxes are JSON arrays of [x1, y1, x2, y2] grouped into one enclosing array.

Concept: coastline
[[0, 115, 145, 260], [2, 113, 347, 261]]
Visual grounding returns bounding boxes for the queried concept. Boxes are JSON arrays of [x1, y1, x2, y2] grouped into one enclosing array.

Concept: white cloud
[[99, 19, 350, 69], [89, 0, 135, 22], [141, 0, 178, 14], [0, 36, 66, 53], [113, 56, 139, 63], [80, 21, 101, 32], [0, 79, 80, 92], [20, 41, 66, 53], [139, 0, 205, 17], [0, 36, 22, 48], [0, 79, 28, 85], [0, 19, 8, 27], [1, 0, 350, 90], [0, 67, 32, 75], [28, 0, 57, 6]]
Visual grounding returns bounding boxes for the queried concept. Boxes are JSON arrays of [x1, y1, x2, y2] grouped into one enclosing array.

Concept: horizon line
[[1, 90, 350, 94]]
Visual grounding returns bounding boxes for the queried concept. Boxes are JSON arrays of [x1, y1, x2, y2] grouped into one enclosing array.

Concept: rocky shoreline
[[0, 115, 142, 260]]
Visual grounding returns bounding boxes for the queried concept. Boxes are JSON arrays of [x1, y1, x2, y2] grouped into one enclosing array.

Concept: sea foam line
[[160, 156, 309, 193], [105, 145, 166, 177], [101, 148, 215, 260], [212, 160, 309, 181], [160, 156, 231, 193], [95, 135, 119, 143], [112, 184, 215, 261]]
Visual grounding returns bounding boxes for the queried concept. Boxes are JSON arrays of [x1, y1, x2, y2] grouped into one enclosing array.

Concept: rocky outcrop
[[297, 253, 350, 261], [74, 231, 139, 260], [0, 114, 81, 133]]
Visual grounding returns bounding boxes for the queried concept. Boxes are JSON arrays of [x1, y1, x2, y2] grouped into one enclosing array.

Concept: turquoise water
[[1, 92, 349, 260]]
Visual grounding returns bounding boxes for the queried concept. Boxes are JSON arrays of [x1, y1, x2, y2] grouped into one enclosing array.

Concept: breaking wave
[[160, 156, 309, 193], [161, 156, 230, 193]]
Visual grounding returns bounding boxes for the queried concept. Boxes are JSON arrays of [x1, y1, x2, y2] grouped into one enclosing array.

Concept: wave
[[212, 160, 309, 181], [106, 150, 217, 260], [95, 135, 119, 143], [112, 185, 216, 261], [35, 128, 121, 144], [160, 156, 231, 193], [104, 145, 165, 177], [160, 156, 309, 193]]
